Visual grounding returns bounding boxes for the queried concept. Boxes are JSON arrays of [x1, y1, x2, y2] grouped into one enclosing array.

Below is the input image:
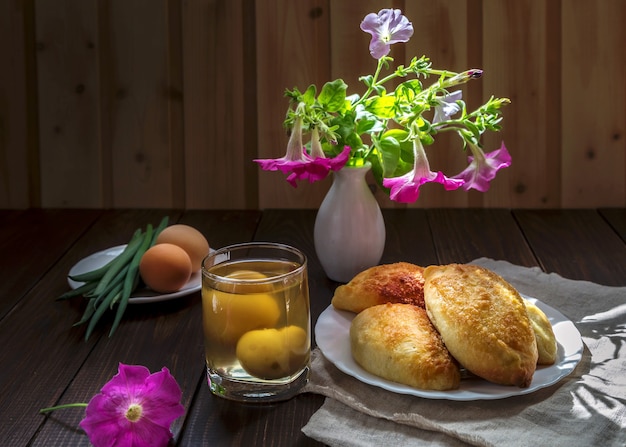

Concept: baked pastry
[[332, 262, 425, 313], [423, 264, 538, 387], [350, 303, 460, 390], [524, 299, 558, 365]]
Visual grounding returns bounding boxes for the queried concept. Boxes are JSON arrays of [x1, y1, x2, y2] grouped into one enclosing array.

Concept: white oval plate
[[315, 296, 583, 401], [68, 244, 211, 304]]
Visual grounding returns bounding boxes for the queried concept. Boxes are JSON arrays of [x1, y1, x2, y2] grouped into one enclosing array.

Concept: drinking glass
[[201, 242, 310, 402]]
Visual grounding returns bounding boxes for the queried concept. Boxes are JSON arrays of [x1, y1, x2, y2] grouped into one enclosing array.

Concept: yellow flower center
[[125, 403, 143, 422]]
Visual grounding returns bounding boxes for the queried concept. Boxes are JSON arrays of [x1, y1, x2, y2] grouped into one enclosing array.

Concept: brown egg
[[155, 224, 210, 272], [139, 243, 192, 293]]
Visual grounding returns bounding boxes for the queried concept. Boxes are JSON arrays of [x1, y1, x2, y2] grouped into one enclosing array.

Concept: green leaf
[[345, 132, 364, 150], [358, 74, 374, 88], [369, 155, 387, 191], [302, 84, 317, 105], [318, 79, 347, 112], [368, 95, 396, 119], [356, 116, 379, 135], [396, 79, 422, 102], [378, 136, 401, 176], [420, 133, 435, 145], [382, 128, 409, 143]]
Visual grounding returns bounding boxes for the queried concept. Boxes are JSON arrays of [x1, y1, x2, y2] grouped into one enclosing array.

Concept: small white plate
[[315, 296, 583, 401], [68, 244, 210, 304]]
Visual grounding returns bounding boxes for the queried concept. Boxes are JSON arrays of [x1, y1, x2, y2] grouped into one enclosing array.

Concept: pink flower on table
[[255, 117, 351, 187], [453, 141, 511, 192], [383, 138, 464, 203], [360, 9, 414, 59], [79, 364, 185, 447]]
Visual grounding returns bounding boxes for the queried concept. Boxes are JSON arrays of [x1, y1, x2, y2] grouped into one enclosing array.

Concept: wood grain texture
[[404, 0, 474, 208], [2, 0, 626, 209], [428, 208, 539, 267], [561, 0, 626, 207], [600, 208, 626, 242], [255, 0, 332, 209], [482, 0, 561, 208], [182, 0, 252, 209], [0, 208, 101, 319], [514, 209, 626, 286], [35, 0, 102, 207], [0, 210, 180, 446], [1, 208, 625, 446], [105, 0, 181, 208], [0, 0, 35, 208]]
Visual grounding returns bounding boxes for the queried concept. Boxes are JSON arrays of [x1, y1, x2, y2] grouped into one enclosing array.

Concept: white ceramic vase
[[314, 163, 386, 283]]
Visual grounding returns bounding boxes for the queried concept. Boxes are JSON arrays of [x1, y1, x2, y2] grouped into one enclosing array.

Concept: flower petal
[[114, 418, 174, 447], [310, 127, 326, 159], [383, 171, 422, 202], [328, 146, 351, 170], [433, 90, 462, 124], [79, 364, 184, 447], [79, 394, 126, 447], [140, 368, 185, 427], [100, 364, 151, 399], [254, 157, 305, 175], [453, 142, 511, 192], [383, 139, 463, 203], [381, 9, 414, 43], [256, 146, 350, 187], [360, 9, 414, 59], [384, 170, 463, 203]]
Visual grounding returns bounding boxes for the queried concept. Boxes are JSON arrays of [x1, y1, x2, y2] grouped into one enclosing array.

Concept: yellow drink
[[201, 244, 310, 402]]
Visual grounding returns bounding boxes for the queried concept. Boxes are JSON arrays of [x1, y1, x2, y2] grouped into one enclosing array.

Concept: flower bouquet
[[255, 8, 511, 203]]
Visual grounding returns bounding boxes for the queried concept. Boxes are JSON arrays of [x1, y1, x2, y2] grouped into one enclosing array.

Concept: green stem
[[375, 70, 400, 88], [40, 402, 88, 414], [356, 59, 460, 110], [354, 59, 386, 107], [425, 68, 453, 77]]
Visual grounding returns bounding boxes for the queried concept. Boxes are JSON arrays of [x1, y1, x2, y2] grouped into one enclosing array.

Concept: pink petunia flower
[[453, 141, 511, 192], [255, 117, 351, 187], [283, 146, 351, 187], [383, 138, 464, 203], [79, 364, 185, 447], [360, 9, 414, 59], [254, 116, 307, 176]]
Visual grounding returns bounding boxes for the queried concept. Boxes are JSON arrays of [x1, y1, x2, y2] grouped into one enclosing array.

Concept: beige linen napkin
[[302, 258, 626, 447]]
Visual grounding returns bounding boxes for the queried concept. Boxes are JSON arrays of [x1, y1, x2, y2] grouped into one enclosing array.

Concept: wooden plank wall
[[1, 0, 624, 210]]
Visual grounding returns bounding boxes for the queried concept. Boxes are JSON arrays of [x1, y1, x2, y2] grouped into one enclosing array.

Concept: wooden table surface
[[2, 208, 626, 446]]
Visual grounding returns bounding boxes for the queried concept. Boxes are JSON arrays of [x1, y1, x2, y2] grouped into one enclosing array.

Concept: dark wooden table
[[2, 208, 626, 446]]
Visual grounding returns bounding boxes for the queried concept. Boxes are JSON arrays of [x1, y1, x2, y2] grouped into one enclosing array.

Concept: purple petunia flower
[[79, 364, 185, 447], [432, 90, 463, 124], [360, 9, 414, 59], [383, 138, 464, 203], [453, 141, 511, 192]]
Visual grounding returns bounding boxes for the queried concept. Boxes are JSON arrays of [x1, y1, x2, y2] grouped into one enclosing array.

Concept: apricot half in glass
[[236, 326, 308, 380], [202, 289, 281, 346]]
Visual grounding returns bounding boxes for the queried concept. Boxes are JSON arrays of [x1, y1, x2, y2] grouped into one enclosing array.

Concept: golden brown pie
[[350, 303, 461, 390], [332, 262, 425, 313], [423, 264, 538, 387], [524, 299, 558, 365]]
